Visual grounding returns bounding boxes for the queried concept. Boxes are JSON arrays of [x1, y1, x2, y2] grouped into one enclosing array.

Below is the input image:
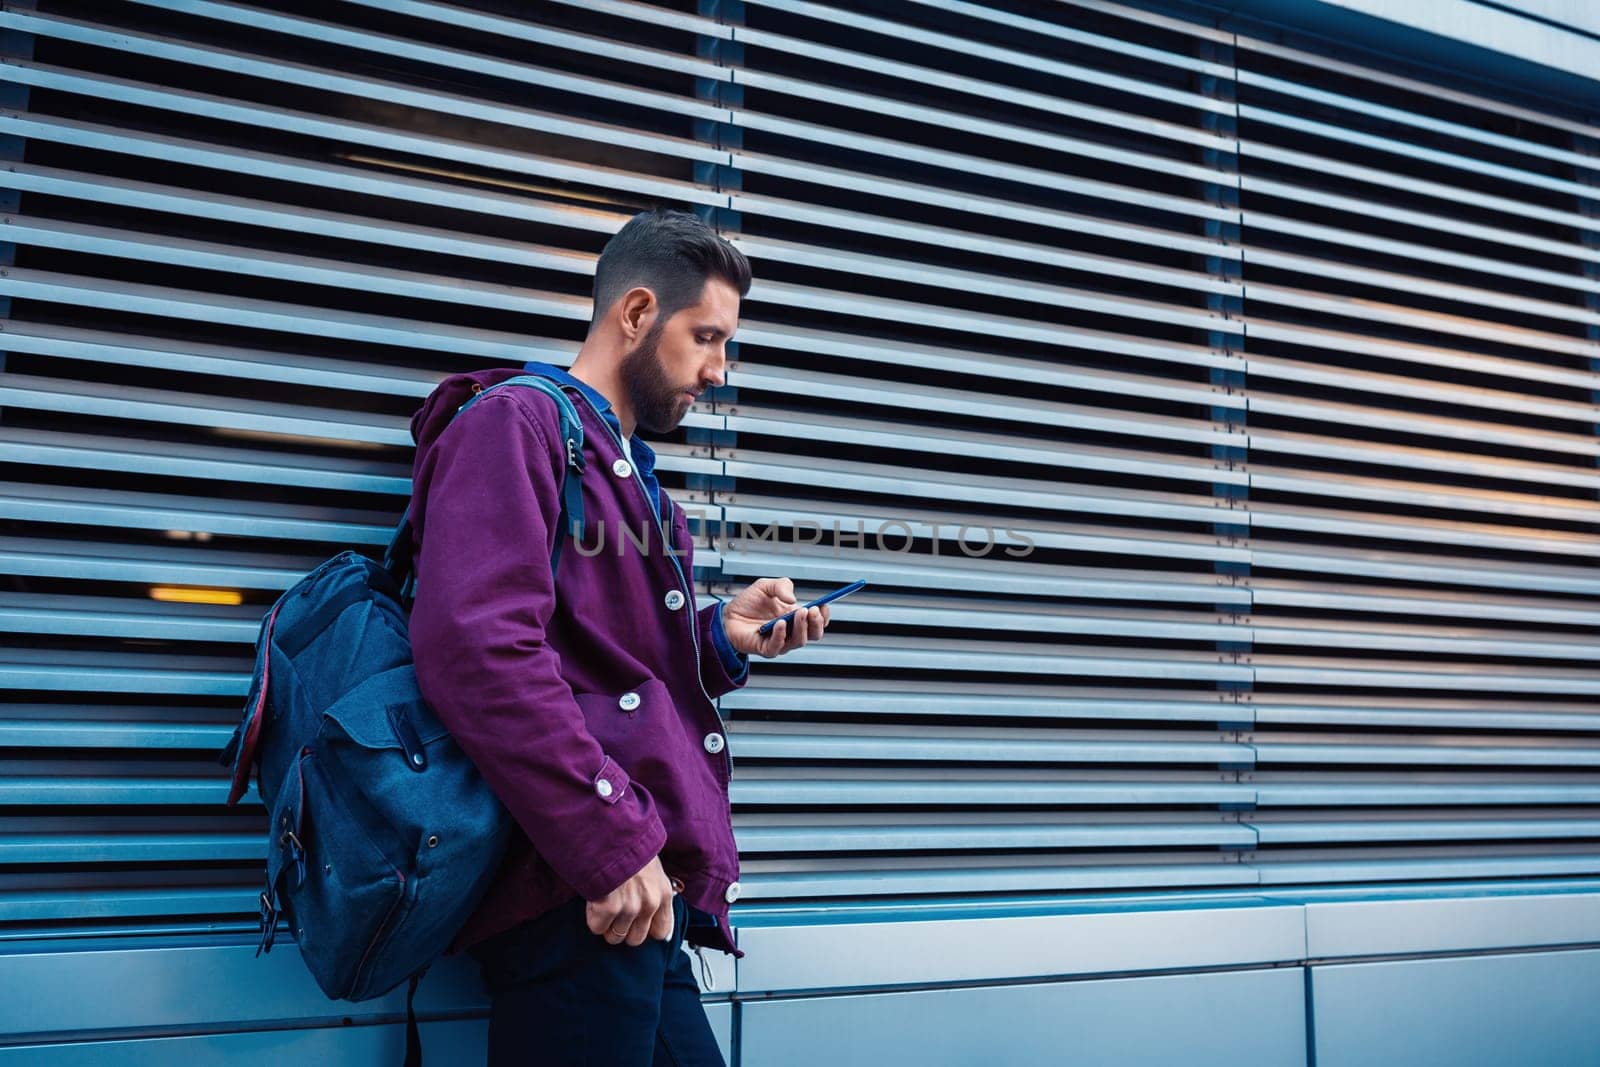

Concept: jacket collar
[[522, 360, 657, 477]]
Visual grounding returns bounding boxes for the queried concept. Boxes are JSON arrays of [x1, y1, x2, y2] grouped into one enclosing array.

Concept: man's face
[[621, 278, 740, 435]]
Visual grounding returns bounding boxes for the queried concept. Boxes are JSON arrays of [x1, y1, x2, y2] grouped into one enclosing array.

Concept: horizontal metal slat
[[736, 235, 1234, 331], [731, 21, 1230, 153], [747, 279, 1239, 369], [1248, 729, 1600, 766], [722, 450, 1235, 525], [0, 427, 411, 493], [738, 859, 1259, 899], [1250, 853, 1600, 885], [0, 884, 256, 922], [1248, 579, 1600, 627], [0, 110, 724, 211], [724, 407, 1244, 489], [1246, 430, 1600, 494], [0, 712, 232, 750], [0, 371, 412, 446], [1250, 656, 1600, 694], [131, 0, 729, 81], [1237, 67, 1600, 175], [1242, 203, 1600, 293], [1245, 247, 1600, 330], [351, 0, 730, 50], [1248, 355, 1600, 427], [0, 537, 315, 591], [747, 0, 1233, 114], [1, 216, 592, 319], [1247, 817, 1600, 845], [1246, 284, 1599, 361], [731, 778, 1256, 806], [1241, 104, 1600, 204], [0, 270, 545, 361], [0, 830, 258, 864], [1247, 696, 1600, 733], [730, 110, 1235, 224], [730, 194, 1239, 297], [733, 151, 1236, 256], [734, 822, 1256, 852], [1249, 469, 1600, 526], [1248, 622, 1600, 663], [1, 15, 728, 158], [0, 163, 618, 280], [0, 318, 498, 400], [728, 362, 1238, 437], [0, 480, 395, 545], [1235, 30, 1600, 141], [720, 678, 1241, 724], [714, 497, 1249, 571], [1247, 502, 1600, 559], [1252, 779, 1600, 805], [733, 68, 1233, 186], [719, 633, 1252, 682], [728, 724, 1252, 765], [1248, 541, 1600, 596], [1245, 319, 1600, 394], [799, 596, 1241, 643], [0, 593, 259, 644], [1240, 139, 1596, 234]]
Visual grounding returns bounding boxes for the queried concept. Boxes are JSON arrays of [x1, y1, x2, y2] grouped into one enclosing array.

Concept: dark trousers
[[470, 893, 727, 1067]]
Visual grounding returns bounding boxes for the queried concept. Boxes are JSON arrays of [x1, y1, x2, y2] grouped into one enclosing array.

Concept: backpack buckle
[[256, 888, 278, 957]]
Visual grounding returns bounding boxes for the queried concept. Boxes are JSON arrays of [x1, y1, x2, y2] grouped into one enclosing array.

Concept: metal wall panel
[[1310, 948, 1600, 1067], [738, 966, 1307, 1067]]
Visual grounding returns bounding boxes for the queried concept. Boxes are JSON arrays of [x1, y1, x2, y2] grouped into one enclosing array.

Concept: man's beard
[[620, 319, 689, 434]]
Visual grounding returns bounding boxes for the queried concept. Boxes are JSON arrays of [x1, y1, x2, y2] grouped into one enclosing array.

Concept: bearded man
[[406, 209, 831, 1066]]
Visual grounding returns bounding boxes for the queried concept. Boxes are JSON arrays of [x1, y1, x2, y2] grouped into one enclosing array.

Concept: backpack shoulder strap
[[384, 373, 589, 595], [471, 374, 588, 574]]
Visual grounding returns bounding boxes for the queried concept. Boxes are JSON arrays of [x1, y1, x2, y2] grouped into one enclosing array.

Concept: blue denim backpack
[[219, 373, 587, 1061]]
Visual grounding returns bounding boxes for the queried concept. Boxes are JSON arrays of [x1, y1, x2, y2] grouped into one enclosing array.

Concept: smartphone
[[757, 579, 867, 636]]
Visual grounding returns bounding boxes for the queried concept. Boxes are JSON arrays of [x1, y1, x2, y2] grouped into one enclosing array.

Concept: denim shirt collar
[[522, 360, 657, 479]]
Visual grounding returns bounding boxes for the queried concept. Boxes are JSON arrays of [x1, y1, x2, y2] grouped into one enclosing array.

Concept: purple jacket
[[407, 366, 747, 958]]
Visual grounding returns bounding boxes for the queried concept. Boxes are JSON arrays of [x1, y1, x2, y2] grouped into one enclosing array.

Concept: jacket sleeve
[[407, 392, 667, 900], [700, 601, 750, 698]]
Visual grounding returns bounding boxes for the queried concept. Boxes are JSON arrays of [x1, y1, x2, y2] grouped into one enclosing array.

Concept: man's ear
[[616, 286, 657, 343]]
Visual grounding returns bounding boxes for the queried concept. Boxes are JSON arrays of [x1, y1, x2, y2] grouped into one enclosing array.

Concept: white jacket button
[[612, 458, 633, 478], [596, 779, 613, 798], [664, 590, 686, 611], [619, 691, 641, 711], [724, 881, 741, 904], [703, 732, 725, 754]]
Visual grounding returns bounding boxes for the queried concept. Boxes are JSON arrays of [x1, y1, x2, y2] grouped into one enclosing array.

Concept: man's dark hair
[[589, 208, 752, 333]]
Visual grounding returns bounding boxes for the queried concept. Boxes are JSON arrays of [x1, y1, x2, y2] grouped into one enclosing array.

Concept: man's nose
[[701, 351, 728, 389]]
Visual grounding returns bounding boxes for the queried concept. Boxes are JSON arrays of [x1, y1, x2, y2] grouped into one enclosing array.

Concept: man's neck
[[569, 346, 636, 436]]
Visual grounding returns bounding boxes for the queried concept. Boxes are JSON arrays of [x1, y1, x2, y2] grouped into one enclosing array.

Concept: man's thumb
[[762, 576, 795, 602]]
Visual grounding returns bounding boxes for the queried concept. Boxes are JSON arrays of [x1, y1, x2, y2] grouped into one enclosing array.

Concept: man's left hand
[[722, 576, 831, 658]]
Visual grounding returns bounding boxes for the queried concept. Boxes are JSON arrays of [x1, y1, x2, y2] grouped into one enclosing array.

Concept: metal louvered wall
[[0, 0, 1597, 1062]]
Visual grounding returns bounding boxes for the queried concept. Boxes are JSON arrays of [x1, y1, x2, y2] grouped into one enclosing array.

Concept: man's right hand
[[585, 856, 675, 947]]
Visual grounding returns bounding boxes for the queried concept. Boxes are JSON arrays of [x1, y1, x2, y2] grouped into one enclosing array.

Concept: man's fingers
[[649, 894, 676, 943], [624, 887, 671, 946], [808, 606, 826, 640], [586, 899, 620, 938]]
